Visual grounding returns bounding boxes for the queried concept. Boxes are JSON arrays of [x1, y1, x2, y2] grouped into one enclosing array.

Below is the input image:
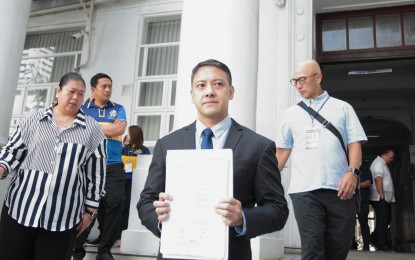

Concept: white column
[[256, 0, 292, 257], [278, 0, 314, 249], [0, 0, 31, 145], [120, 155, 159, 256], [173, 0, 259, 130]]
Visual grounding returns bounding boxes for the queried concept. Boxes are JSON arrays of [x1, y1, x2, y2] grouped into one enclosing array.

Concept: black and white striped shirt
[[0, 106, 107, 231]]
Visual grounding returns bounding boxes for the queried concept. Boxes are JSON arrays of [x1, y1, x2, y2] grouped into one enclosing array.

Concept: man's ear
[[190, 89, 195, 104], [229, 85, 235, 100], [316, 73, 323, 84]]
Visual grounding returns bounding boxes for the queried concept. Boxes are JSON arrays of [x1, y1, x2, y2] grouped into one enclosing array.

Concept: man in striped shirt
[[73, 73, 127, 260], [0, 72, 107, 260]]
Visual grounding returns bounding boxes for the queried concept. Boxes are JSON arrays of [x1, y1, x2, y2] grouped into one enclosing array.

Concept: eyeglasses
[[290, 73, 318, 86]]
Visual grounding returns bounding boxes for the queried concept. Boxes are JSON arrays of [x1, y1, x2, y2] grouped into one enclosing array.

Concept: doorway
[[321, 59, 415, 252]]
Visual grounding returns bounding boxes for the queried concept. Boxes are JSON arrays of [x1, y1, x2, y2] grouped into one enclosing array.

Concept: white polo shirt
[[369, 156, 395, 203]]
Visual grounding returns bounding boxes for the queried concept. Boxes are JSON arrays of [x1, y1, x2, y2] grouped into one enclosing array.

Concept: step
[[80, 247, 156, 260]]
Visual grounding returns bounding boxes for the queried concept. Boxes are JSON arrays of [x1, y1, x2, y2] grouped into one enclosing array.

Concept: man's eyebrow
[[195, 79, 206, 82]]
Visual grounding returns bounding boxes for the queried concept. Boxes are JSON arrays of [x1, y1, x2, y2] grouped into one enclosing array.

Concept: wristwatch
[[85, 208, 98, 219], [347, 167, 361, 177]]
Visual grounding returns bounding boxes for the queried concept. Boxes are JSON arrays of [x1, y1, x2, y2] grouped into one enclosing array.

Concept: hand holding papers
[[160, 149, 233, 260]]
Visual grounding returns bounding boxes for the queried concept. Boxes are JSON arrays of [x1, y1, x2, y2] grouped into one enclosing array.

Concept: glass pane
[[142, 16, 181, 44], [404, 12, 415, 45], [322, 19, 347, 51], [138, 82, 163, 106], [349, 17, 374, 49], [23, 30, 83, 55], [169, 114, 174, 132], [137, 115, 161, 141], [138, 47, 144, 76], [24, 88, 48, 113], [19, 57, 55, 84], [376, 14, 401, 47], [13, 89, 24, 115], [170, 80, 176, 106], [146, 46, 179, 75], [49, 56, 78, 82]]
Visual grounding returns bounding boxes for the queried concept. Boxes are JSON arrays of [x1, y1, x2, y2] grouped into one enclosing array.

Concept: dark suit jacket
[[137, 119, 288, 260]]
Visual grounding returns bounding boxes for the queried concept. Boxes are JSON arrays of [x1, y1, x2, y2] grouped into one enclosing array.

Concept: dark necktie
[[201, 128, 214, 149]]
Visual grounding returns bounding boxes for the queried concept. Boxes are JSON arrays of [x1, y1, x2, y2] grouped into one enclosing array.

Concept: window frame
[[316, 5, 415, 62], [10, 30, 84, 137], [132, 13, 181, 146]]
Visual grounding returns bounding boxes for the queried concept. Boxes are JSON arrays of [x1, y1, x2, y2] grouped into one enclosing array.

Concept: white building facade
[[1, 0, 414, 258]]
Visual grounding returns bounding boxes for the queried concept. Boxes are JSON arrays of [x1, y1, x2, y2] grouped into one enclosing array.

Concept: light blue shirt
[[276, 91, 367, 193], [195, 116, 232, 149]]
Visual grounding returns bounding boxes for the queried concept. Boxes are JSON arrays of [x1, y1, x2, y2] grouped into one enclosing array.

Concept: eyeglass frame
[[289, 73, 318, 86]]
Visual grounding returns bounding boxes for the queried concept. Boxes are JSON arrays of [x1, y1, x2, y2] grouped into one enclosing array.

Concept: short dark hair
[[59, 72, 85, 89], [90, 73, 112, 88], [380, 147, 395, 156], [191, 59, 232, 86]]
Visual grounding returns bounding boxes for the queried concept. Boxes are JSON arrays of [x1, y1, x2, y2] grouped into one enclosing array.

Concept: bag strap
[[297, 101, 359, 213], [297, 101, 347, 155]]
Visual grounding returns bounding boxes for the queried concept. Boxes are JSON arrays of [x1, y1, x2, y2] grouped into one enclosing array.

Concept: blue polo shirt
[[359, 167, 373, 202], [81, 98, 127, 165]]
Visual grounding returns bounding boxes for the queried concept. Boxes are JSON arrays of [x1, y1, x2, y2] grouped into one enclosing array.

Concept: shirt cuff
[[234, 211, 246, 236]]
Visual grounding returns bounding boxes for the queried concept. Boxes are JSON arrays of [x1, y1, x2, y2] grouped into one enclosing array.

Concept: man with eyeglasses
[[276, 59, 367, 260], [369, 148, 395, 251]]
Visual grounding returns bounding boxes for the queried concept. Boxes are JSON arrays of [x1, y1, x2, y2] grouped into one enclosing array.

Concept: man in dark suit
[[137, 59, 289, 260]]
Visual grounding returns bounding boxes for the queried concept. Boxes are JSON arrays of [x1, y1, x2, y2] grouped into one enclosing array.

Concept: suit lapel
[[181, 119, 242, 150], [182, 121, 197, 149], [224, 119, 242, 150]]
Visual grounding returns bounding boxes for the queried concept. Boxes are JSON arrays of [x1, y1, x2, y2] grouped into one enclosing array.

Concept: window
[[134, 15, 181, 145], [404, 13, 415, 45], [10, 30, 83, 136], [317, 5, 415, 62], [376, 14, 401, 47], [349, 17, 374, 49], [322, 19, 346, 51]]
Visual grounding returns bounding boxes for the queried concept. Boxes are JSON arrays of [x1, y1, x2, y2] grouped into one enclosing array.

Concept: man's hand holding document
[[160, 149, 233, 260]]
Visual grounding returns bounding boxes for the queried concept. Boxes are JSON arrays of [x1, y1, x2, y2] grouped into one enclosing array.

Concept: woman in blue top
[[116, 125, 150, 246]]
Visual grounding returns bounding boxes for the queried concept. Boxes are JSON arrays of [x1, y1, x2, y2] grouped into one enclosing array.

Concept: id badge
[[304, 126, 320, 149], [125, 162, 133, 172]]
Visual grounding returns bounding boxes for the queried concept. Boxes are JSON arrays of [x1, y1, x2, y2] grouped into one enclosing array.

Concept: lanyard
[[126, 146, 136, 162], [306, 96, 330, 125]]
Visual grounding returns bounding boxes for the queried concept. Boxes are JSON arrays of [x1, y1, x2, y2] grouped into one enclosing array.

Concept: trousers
[[0, 205, 76, 260], [290, 189, 355, 260], [73, 163, 125, 255]]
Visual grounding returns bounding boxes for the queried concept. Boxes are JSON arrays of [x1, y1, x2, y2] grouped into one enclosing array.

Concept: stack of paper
[[160, 149, 233, 260]]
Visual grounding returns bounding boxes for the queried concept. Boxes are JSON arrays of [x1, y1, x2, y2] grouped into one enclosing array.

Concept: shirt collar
[[378, 155, 387, 165], [303, 90, 329, 105], [85, 98, 116, 109], [196, 116, 232, 138], [40, 104, 87, 129]]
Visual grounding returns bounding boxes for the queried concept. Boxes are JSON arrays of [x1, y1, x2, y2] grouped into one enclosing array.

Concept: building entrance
[[322, 59, 415, 253]]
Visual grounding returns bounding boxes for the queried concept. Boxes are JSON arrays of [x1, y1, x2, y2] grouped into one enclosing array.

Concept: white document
[[160, 149, 233, 260]]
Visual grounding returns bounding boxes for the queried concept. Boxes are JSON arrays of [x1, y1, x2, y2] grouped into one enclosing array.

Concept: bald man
[[276, 60, 367, 260]]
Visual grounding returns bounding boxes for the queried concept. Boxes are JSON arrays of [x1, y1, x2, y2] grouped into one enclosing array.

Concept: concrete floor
[[80, 245, 414, 260], [1, 175, 413, 260], [282, 248, 414, 260]]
